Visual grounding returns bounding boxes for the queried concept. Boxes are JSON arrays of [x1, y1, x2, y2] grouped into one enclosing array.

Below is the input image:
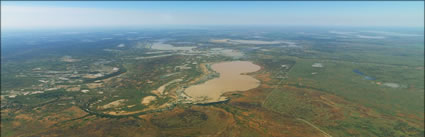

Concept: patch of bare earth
[[86, 83, 103, 89], [141, 96, 157, 105], [101, 99, 126, 109]]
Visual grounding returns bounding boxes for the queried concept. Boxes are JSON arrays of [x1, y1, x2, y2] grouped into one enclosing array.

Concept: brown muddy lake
[[184, 61, 261, 103]]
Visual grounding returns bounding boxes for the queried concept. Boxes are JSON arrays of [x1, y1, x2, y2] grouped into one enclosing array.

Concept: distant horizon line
[[2, 25, 424, 31]]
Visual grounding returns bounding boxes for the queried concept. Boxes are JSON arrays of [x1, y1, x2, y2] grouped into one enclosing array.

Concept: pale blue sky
[[1, 1, 424, 29]]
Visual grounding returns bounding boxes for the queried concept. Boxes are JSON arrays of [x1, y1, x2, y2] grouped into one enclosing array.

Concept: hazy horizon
[[1, 1, 424, 30]]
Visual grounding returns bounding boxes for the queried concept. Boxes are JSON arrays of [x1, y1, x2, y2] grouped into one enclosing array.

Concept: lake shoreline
[[184, 61, 261, 103]]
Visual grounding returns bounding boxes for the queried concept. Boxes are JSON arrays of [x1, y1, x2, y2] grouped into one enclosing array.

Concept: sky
[[1, 1, 424, 29]]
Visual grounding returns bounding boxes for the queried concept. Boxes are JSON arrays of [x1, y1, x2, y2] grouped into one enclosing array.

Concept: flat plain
[[1, 27, 424, 137]]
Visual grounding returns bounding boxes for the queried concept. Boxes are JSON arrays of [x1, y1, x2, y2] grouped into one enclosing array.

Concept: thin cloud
[[1, 4, 424, 29], [1, 5, 177, 29]]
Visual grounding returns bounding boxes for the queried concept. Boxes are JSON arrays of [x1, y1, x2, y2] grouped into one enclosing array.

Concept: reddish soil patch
[[256, 73, 272, 82], [222, 86, 326, 136]]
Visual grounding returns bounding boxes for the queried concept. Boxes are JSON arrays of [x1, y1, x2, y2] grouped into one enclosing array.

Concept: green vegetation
[[1, 28, 423, 137]]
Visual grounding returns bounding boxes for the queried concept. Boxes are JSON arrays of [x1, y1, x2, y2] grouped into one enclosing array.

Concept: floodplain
[[1, 27, 424, 137]]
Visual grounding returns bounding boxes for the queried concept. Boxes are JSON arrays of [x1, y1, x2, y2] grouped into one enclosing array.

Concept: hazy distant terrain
[[1, 27, 424, 137]]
